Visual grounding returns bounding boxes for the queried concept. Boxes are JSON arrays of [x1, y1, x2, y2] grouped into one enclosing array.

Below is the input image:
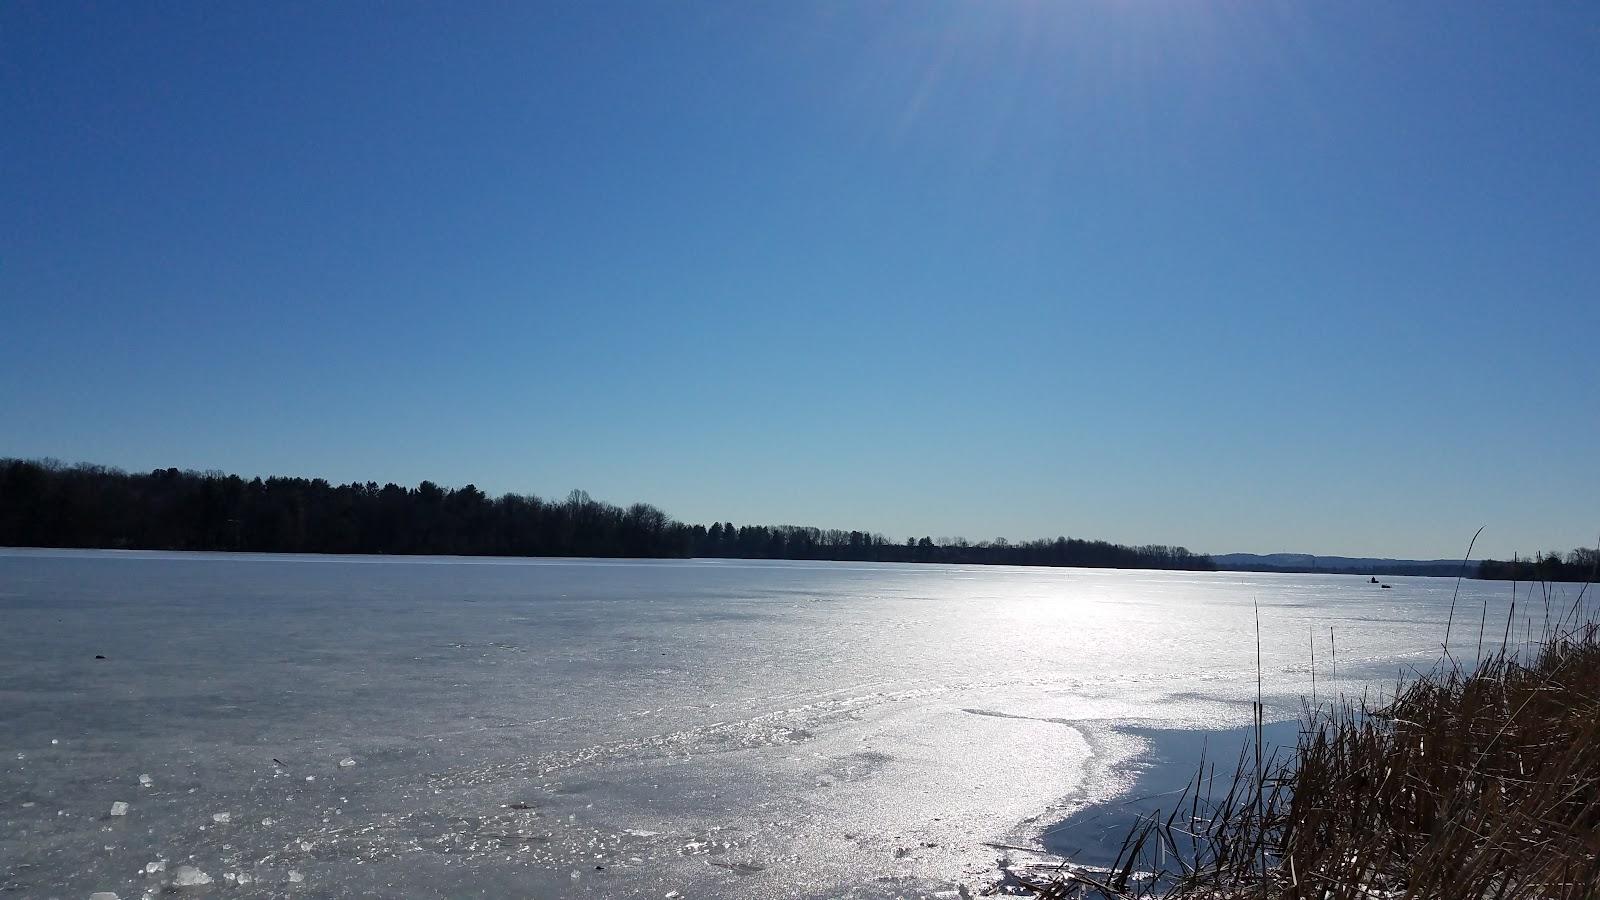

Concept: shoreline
[[1032, 720, 1302, 872], [0, 544, 1486, 581], [1007, 615, 1600, 897]]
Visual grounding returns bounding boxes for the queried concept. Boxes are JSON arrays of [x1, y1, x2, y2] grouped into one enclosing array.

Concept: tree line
[[0, 458, 1215, 571], [1477, 548, 1599, 583]]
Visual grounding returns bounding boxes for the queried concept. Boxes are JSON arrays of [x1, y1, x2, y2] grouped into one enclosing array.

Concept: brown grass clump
[[1275, 621, 1600, 898], [1009, 616, 1600, 899]]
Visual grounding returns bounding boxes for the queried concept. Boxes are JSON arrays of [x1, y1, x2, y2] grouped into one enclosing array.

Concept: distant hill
[[1212, 553, 1471, 577]]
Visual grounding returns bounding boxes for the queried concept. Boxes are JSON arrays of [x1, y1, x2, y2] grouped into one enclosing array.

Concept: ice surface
[[0, 550, 1536, 899]]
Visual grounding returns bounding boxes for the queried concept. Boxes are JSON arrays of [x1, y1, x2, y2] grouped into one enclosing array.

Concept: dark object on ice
[[1381, 584, 1393, 589], [1370, 576, 1380, 583], [273, 759, 287, 768], [94, 654, 106, 659], [710, 861, 767, 874], [508, 802, 533, 810]]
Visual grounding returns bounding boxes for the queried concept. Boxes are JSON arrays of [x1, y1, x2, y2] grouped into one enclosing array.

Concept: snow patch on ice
[[171, 865, 212, 887]]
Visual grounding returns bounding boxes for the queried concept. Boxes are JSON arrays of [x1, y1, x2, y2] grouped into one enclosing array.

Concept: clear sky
[[3, 2, 1596, 559]]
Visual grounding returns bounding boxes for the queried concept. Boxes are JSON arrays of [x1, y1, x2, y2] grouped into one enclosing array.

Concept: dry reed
[[1004, 594, 1600, 899]]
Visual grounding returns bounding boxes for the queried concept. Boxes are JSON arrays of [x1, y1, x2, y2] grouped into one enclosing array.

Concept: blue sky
[[3, 2, 1596, 559]]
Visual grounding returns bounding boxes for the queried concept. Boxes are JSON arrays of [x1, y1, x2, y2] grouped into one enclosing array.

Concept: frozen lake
[[0, 549, 1534, 898]]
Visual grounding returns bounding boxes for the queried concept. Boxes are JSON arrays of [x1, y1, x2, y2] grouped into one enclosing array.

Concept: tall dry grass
[[1007, 589, 1600, 899]]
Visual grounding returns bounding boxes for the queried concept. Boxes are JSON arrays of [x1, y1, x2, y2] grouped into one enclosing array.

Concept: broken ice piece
[[145, 860, 166, 874], [212, 812, 231, 824], [138, 774, 153, 787], [109, 801, 129, 816], [338, 757, 356, 768], [172, 865, 212, 887], [287, 870, 304, 883], [89, 892, 120, 900]]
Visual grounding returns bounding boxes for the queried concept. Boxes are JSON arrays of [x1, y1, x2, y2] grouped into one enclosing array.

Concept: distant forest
[[1477, 549, 1598, 583], [0, 459, 1216, 571]]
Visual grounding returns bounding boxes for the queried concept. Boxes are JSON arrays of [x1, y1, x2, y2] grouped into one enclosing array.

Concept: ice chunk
[[109, 801, 129, 817], [287, 869, 304, 883], [666, 892, 683, 899], [171, 865, 212, 887], [145, 861, 166, 874], [211, 812, 231, 824], [89, 892, 120, 900], [138, 774, 153, 787], [338, 757, 356, 768]]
